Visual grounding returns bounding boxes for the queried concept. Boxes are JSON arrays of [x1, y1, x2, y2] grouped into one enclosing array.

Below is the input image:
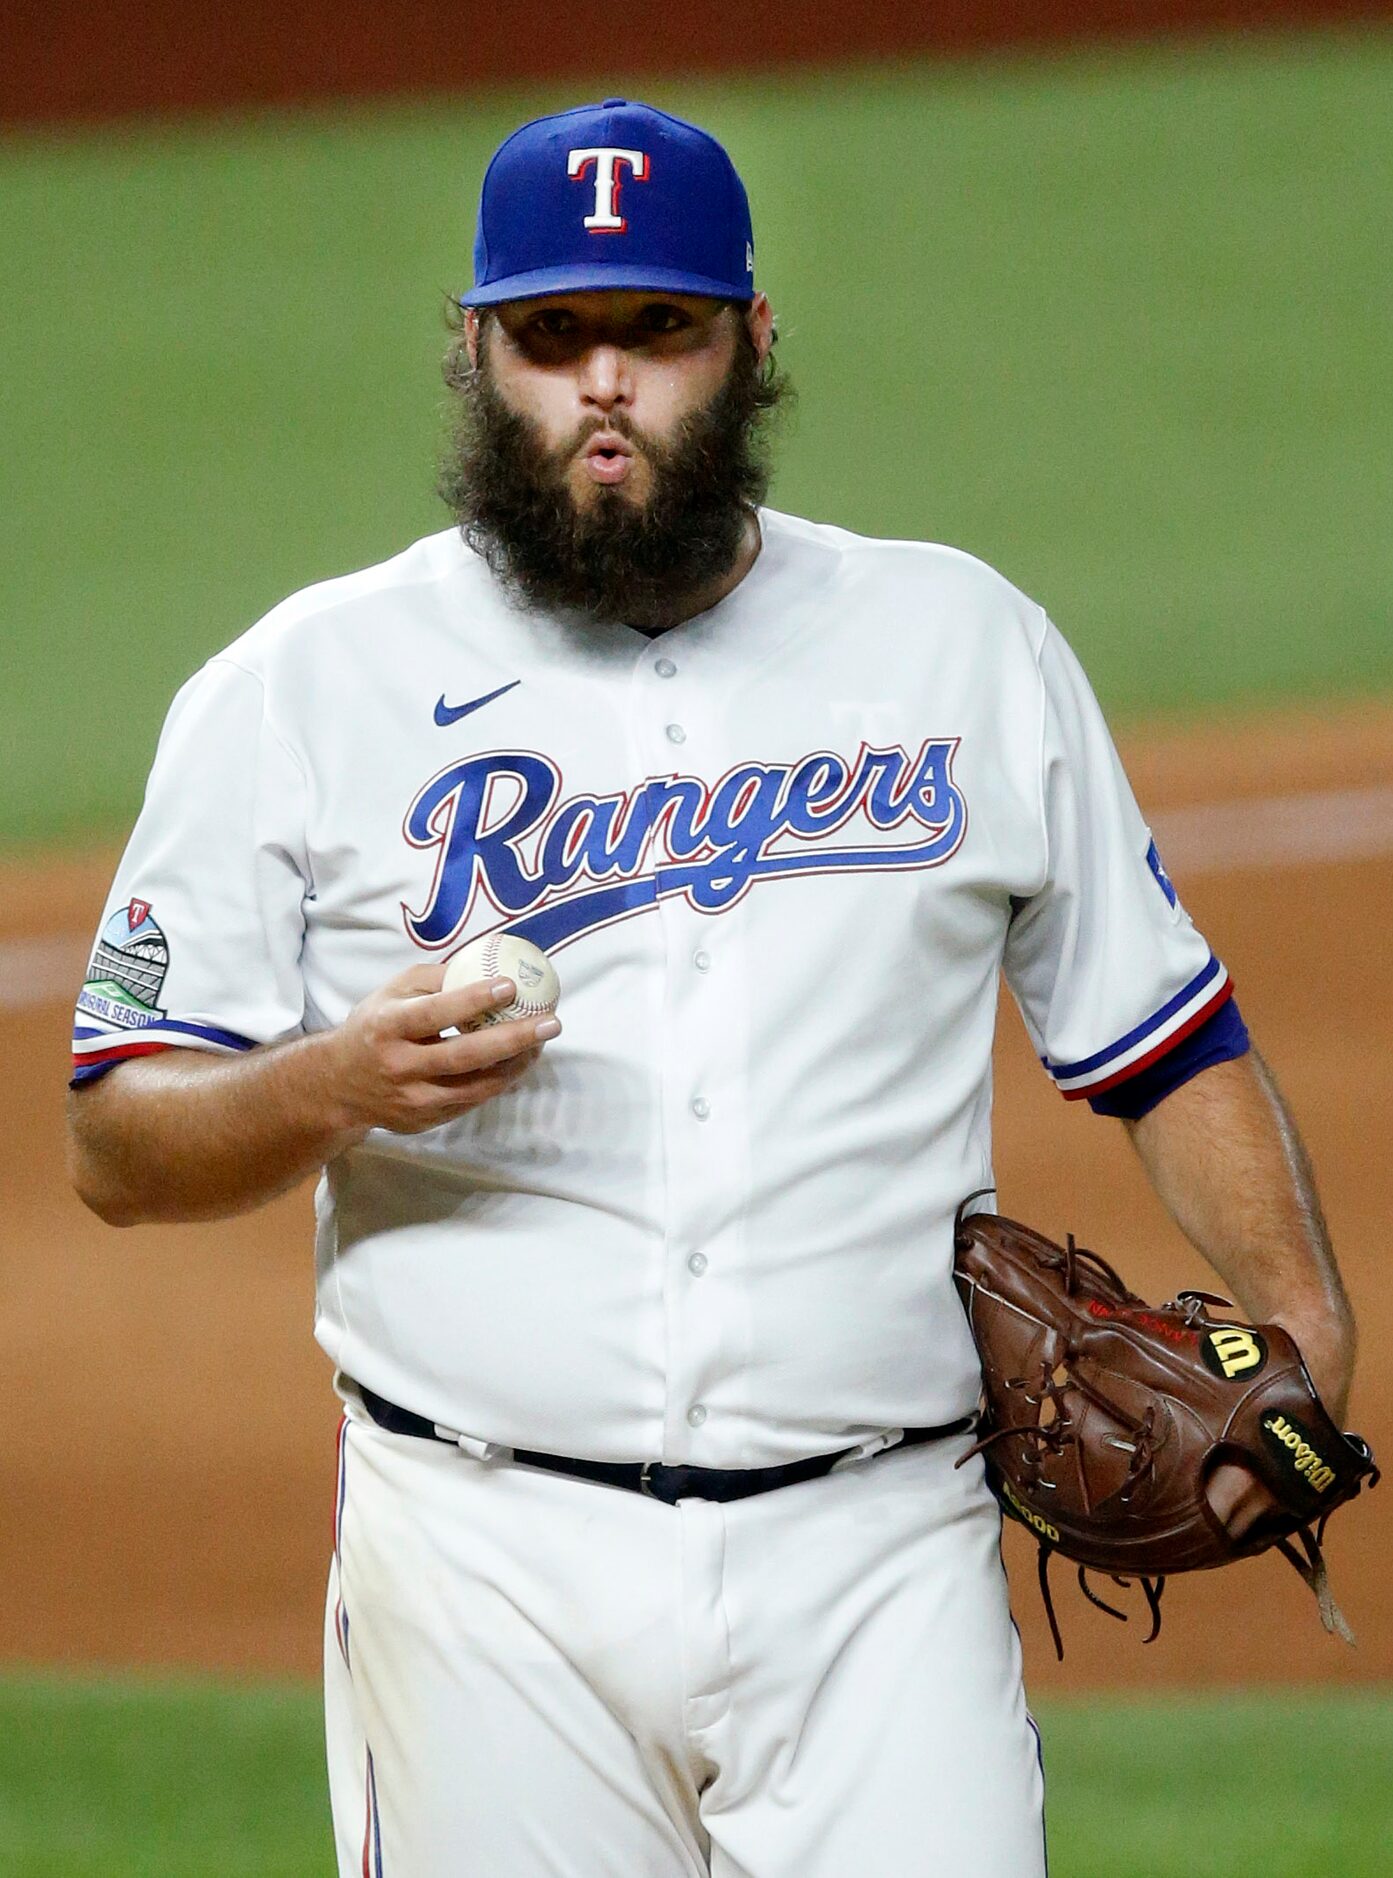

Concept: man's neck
[[627, 510, 762, 637]]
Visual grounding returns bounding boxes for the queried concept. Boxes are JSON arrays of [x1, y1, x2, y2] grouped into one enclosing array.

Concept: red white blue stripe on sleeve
[[70, 1020, 257, 1085], [1042, 954, 1234, 1100]]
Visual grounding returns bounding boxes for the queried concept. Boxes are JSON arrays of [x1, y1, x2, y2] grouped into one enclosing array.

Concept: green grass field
[[0, 1673, 1388, 1875], [3, 28, 1391, 847]]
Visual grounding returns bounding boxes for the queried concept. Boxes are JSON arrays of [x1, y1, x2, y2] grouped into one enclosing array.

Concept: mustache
[[565, 414, 640, 451]]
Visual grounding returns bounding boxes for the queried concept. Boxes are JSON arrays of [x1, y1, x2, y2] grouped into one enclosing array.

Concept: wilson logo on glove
[[1262, 1413, 1337, 1494], [1202, 1327, 1268, 1379]]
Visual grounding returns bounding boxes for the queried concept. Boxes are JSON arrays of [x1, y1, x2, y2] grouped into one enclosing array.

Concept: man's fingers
[[397, 976, 517, 1040], [420, 1012, 559, 1077], [1205, 1460, 1277, 1541], [386, 961, 450, 1000], [397, 1045, 547, 1123], [431, 1069, 525, 1112], [419, 1041, 544, 1092]]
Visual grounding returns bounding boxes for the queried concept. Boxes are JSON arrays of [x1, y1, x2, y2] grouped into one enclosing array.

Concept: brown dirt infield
[[1, 697, 1389, 1693]]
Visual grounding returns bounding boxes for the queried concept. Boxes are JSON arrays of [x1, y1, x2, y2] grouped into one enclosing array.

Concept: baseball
[[442, 933, 560, 1030]]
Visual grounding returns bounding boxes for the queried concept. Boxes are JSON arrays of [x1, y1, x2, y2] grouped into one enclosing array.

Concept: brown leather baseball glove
[[952, 1194, 1378, 1658]]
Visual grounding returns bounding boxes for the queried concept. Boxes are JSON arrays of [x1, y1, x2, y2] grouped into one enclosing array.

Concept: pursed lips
[[580, 432, 636, 485]]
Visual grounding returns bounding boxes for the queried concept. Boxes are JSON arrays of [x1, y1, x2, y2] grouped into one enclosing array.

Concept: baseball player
[[68, 101, 1355, 1876]]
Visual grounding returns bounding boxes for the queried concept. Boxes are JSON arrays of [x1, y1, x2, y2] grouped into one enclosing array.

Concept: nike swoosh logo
[[434, 680, 521, 727]]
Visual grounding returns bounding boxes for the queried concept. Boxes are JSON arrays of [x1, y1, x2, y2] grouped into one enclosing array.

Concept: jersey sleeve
[[71, 656, 310, 1084], [1001, 617, 1233, 1103]]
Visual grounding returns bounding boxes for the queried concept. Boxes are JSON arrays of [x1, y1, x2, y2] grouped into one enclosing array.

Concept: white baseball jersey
[[74, 510, 1228, 1466]]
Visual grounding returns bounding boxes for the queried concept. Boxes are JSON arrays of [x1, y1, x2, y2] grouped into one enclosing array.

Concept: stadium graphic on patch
[[76, 899, 170, 1031]]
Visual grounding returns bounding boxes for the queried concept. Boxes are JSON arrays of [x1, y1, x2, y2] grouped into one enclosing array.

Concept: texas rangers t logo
[[567, 146, 650, 232]]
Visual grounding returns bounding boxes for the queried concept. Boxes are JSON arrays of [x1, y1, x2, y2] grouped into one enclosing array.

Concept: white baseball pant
[[325, 1412, 1046, 1876]]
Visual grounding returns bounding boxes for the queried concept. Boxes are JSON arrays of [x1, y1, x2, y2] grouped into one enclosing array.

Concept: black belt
[[358, 1385, 974, 1507]]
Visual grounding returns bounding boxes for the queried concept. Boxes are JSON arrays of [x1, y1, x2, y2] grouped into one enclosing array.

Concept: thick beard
[[439, 330, 786, 629]]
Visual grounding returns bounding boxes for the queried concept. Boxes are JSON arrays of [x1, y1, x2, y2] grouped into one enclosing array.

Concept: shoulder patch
[[77, 899, 169, 1031]]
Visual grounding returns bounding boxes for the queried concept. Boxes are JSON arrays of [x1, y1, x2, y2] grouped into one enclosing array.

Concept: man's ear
[[745, 293, 775, 366], [465, 308, 482, 370]]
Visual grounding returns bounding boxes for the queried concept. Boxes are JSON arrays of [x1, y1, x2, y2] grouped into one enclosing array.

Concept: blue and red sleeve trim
[[1042, 954, 1235, 1100], [70, 1020, 257, 1088], [1086, 995, 1250, 1120]]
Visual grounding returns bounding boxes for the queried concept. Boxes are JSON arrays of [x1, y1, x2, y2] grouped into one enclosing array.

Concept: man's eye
[[639, 306, 687, 334], [530, 312, 577, 338]]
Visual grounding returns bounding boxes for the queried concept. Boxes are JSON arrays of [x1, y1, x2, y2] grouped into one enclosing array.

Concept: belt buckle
[[639, 1461, 657, 1498]]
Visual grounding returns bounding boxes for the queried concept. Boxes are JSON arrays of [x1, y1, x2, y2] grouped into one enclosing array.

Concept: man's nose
[[578, 343, 632, 411]]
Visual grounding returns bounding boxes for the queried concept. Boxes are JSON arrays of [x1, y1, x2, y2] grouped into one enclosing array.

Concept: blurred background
[[2, 2, 1391, 1871]]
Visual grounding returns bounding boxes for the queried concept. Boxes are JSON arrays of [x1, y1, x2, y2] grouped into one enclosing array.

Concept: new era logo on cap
[[462, 99, 755, 308]]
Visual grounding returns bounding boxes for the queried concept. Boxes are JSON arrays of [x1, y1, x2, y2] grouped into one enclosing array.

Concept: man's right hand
[[327, 961, 561, 1138]]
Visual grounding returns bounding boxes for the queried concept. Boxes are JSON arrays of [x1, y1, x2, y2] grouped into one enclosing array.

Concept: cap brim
[[462, 262, 754, 307]]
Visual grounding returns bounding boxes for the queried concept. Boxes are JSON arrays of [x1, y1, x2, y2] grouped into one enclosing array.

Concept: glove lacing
[[958, 1337, 1170, 1660]]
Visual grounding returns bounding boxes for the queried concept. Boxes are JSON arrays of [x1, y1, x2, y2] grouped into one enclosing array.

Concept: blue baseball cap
[[463, 99, 756, 308]]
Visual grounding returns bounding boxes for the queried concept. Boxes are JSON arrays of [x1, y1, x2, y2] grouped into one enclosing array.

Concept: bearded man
[[67, 101, 1355, 1877]]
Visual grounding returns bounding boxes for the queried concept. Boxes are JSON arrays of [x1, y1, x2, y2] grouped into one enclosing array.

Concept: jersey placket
[[630, 639, 754, 1466]]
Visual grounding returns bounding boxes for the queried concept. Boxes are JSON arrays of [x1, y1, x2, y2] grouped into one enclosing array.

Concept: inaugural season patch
[[76, 898, 169, 1031]]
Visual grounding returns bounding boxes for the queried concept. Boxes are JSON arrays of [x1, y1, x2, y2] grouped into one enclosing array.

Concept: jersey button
[[655, 657, 677, 678], [665, 723, 686, 744], [690, 1096, 710, 1120], [693, 949, 711, 972], [687, 1404, 707, 1428], [687, 1252, 708, 1276]]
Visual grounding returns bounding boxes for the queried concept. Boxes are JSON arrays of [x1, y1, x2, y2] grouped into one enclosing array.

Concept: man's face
[[469, 289, 773, 512], [441, 286, 786, 629]]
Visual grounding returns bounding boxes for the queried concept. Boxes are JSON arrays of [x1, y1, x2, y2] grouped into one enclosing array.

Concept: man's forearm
[[67, 962, 560, 1228], [1126, 1047, 1355, 1420], [67, 1034, 361, 1226]]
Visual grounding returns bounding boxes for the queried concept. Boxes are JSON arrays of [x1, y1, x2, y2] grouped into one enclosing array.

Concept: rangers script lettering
[[402, 738, 966, 949]]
